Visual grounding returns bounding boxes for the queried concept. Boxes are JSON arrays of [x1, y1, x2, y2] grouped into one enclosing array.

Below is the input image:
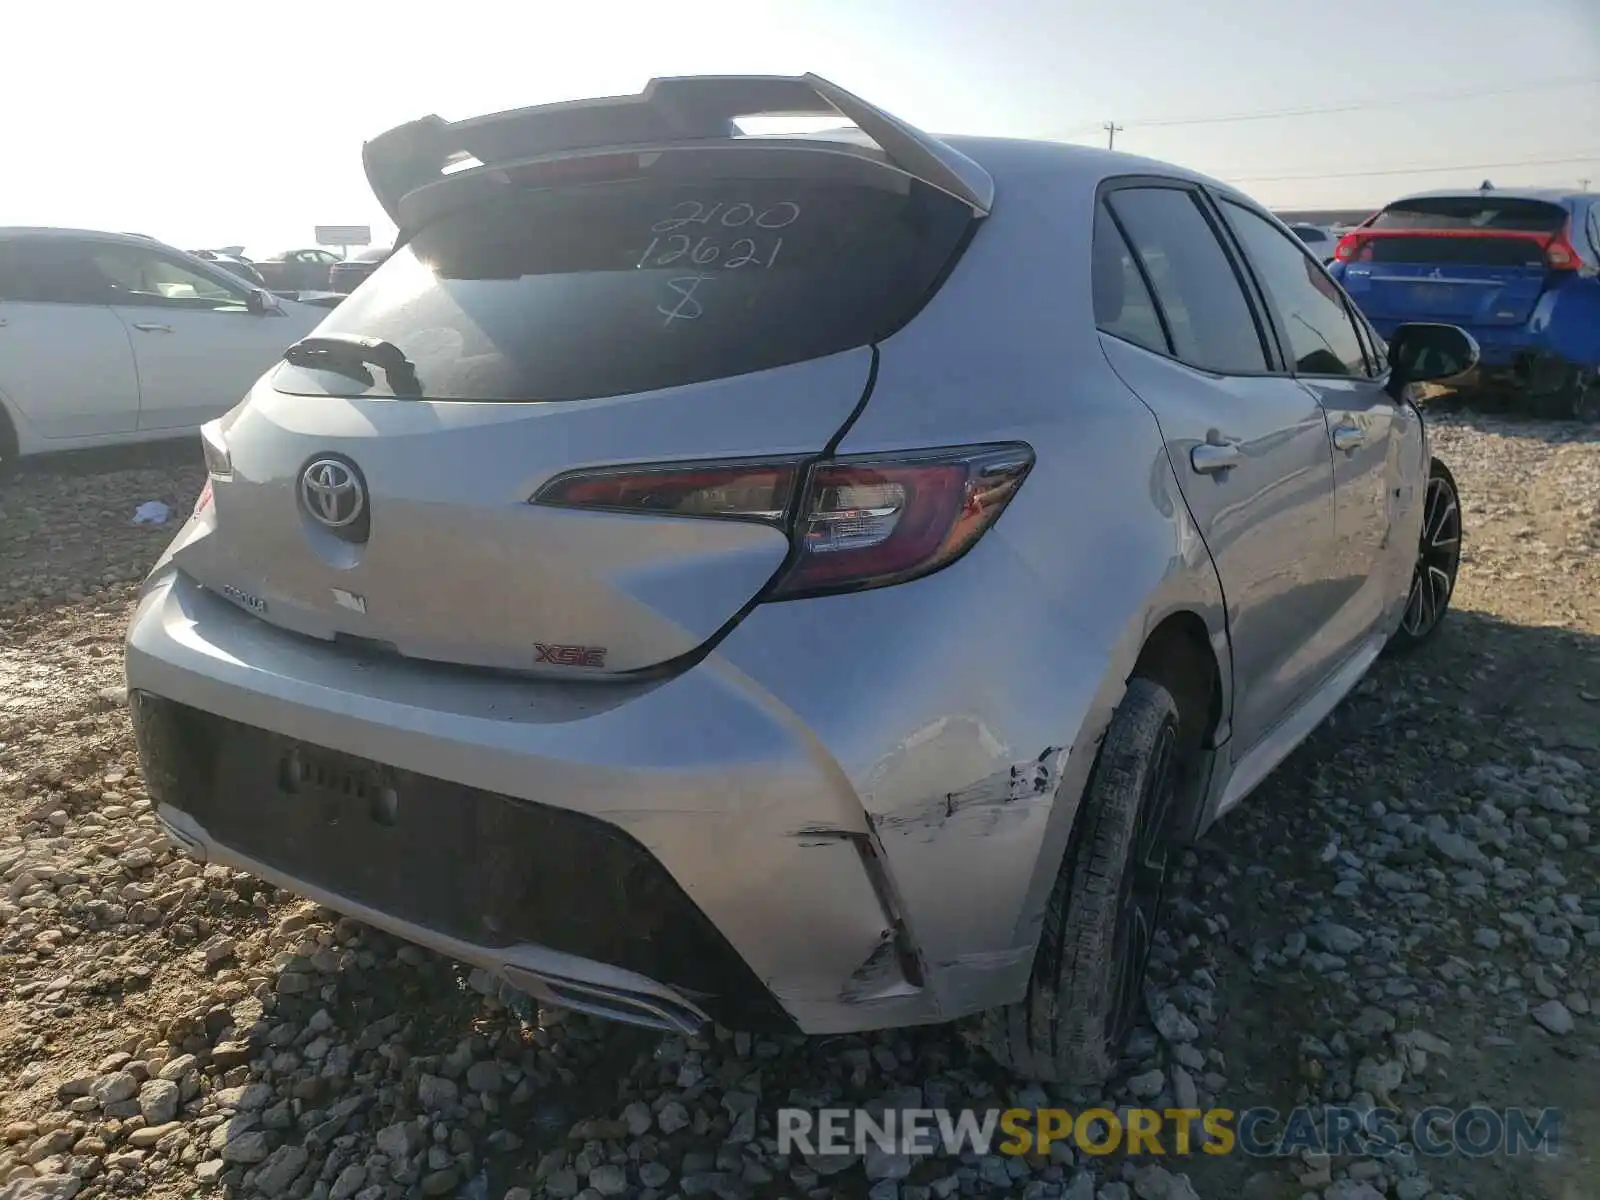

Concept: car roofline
[[1381, 186, 1580, 206], [0, 226, 172, 245]]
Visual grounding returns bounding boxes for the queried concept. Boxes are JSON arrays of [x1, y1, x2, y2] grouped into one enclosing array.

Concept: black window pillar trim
[[1094, 173, 1285, 376]]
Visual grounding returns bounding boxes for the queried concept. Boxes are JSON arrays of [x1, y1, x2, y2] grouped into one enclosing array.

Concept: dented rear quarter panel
[[713, 138, 1232, 1018]]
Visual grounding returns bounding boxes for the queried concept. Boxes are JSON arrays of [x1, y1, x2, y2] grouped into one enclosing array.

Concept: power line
[[1056, 75, 1600, 137], [1221, 151, 1600, 185]]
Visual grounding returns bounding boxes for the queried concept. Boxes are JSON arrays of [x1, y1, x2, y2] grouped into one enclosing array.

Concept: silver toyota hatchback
[[125, 74, 1476, 1083]]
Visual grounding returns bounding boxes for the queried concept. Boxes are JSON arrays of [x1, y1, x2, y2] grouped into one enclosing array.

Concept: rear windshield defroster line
[[270, 176, 973, 403]]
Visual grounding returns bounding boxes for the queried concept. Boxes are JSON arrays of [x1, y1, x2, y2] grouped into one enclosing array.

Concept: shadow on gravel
[[169, 912, 658, 1200], [6, 440, 202, 484], [1175, 606, 1598, 1198], [1422, 394, 1600, 448], [146, 605, 1595, 1200]]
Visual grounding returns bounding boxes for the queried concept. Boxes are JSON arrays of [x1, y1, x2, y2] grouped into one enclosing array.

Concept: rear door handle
[[1332, 423, 1365, 452], [1190, 442, 1242, 475], [131, 322, 173, 333]]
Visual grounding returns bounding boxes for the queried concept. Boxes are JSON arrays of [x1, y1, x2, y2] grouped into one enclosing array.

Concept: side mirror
[[246, 288, 282, 316], [1385, 322, 1479, 399]]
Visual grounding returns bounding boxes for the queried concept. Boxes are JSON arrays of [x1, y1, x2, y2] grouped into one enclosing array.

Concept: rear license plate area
[[1407, 283, 1458, 308], [277, 742, 399, 827], [207, 728, 489, 938]]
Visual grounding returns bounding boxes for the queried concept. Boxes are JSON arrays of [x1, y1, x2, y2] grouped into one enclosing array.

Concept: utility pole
[[1581, 177, 1592, 192], [1103, 121, 1123, 150]]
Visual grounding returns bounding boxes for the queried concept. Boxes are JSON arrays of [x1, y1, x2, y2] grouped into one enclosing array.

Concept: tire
[[1524, 363, 1597, 422], [973, 677, 1182, 1084], [1570, 372, 1600, 424], [1386, 459, 1461, 655], [0, 408, 17, 485]]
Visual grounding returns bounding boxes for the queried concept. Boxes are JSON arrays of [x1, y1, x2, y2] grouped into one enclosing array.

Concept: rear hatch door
[[1337, 194, 1570, 327], [175, 161, 978, 674]]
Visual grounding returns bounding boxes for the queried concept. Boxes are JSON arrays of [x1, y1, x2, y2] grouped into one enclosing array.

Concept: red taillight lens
[[534, 460, 801, 521], [1545, 228, 1580, 270], [1333, 233, 1370, 262], [194, 478, 214, 517], [771, 446, 1033, 598], [532, 444, 1034, 599]]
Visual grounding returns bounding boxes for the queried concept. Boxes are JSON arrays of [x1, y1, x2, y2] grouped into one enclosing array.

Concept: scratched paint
[[839, 929, 899, 1002], [873, 746, 1069, 843], [787, 824, 853, 847]]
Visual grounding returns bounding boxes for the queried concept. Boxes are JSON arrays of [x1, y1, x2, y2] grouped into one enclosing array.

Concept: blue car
[[1329, 184, 1600, 419]]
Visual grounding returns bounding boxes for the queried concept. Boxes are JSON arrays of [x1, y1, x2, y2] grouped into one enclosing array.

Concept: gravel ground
[[0, 407, 1596, 1200]]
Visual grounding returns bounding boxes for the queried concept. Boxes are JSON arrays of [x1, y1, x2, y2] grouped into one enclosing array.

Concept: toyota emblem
[[301, 458, 366, 529]]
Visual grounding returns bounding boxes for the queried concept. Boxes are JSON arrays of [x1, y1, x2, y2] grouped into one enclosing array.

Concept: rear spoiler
[[361, 73, 994, 229]]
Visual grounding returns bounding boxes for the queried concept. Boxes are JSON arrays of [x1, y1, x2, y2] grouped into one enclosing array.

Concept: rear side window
[[1104, 187, 1268, 375], [1368, 196, 1568, 233], [272, 177, 971, 402], [0, 239, 115, 305], [1091, 206, 1169, 355]]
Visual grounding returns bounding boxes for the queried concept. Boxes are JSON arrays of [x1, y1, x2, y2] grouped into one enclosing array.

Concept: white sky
[[1, 0, 1595, 252]]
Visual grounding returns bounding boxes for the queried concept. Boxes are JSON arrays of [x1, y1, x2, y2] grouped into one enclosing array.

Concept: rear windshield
[[272, 176, 971, 402], [1362, 236, 1550, 268], [1368, 196, 1568, 234]]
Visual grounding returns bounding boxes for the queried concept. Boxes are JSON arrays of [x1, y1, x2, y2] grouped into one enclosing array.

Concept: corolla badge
[[220, 584, 267, 614], [301, 458, 365, 529]]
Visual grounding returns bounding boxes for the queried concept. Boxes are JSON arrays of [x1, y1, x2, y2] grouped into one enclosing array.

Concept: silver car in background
[[125, 74, 1475, 1083]]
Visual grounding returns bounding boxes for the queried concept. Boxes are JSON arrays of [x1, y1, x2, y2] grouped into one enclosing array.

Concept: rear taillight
[[1545, 227, 1581, 270], [532, 444, 1034, 599], [772, 446, 1033, 598], [200, 420, 232, 480], [194, 479, 214, 517], [1333, 232, 1371, 262], [534, 459, 800, 522]]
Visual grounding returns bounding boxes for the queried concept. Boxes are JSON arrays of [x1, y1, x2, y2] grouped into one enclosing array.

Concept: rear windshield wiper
[[283, 333, 423, 397]]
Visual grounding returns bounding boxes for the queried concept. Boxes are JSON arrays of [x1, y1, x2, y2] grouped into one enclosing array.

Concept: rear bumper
[[1364, 283, 1599, 374], [124, 568, 993, 1034], [154, 802, 716, 1035], [136, 696, 772, 1035]]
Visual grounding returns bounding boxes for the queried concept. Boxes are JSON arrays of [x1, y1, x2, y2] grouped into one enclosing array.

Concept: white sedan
[[0, 228, 330, 473], [1287, 223, 1340, 263]]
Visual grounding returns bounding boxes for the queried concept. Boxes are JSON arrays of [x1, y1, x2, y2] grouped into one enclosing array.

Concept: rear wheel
[[1524, 362, 1598, 422], [1387, 459, 1461, 654], [974, 678, 1182, 1084], [0, 408, 17, 484], [1566, 371, 1600, 423]]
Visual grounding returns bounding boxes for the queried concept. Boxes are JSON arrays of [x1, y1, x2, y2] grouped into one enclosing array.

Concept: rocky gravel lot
[[0, 408, 1596, 1200]]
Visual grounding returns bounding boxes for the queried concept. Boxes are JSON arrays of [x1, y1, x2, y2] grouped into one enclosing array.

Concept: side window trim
[[1192, 186, 1288, 373], [1096, 175, 1284, 378], [1212, 192, 1373, 381], [1098, 199, 1177, 355], [1348, 304, 1384, 379]]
